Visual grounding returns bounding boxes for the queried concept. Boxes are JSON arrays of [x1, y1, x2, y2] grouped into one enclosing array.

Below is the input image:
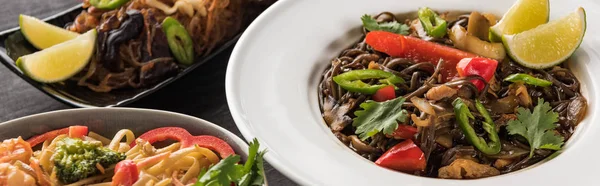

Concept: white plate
[[226, 0, 600, 185]]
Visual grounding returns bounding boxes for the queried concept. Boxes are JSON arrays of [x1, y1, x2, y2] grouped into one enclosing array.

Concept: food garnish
[[507, 98, 565, 157], [504, 73, 553, 87], [332, 69, 404, 94], [453, 99, 501, 155], [18, 15, 79, 49], [163, 16, 195, 65], [16, 30, 96, 83], [353, 97, 408, 140], [489, 0, 549, 42], [195, 139, 266, 186], [502, 7, 586, 69], [361, 15, 409, 35], [417, 7, 447, 38]]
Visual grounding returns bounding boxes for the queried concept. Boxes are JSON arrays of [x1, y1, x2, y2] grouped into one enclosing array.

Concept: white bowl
[[226, 0, 600, 185]]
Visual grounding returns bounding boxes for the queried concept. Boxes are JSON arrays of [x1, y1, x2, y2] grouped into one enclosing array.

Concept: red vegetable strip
[[68, 126, 89, 139], [182, 135, 236, 158], [375, 139, 426, 172], [26, 127, 69, 147], [372, 85, 396, 102], [389, 125, 418, 139], [365, 31, 479, 81], [129, 127, 192, 147], [131, 127, 235, 158], [456, 58, 498, 91]]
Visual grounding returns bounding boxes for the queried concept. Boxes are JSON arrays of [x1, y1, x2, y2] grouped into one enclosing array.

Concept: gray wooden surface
[[0, 0, 297, 185]]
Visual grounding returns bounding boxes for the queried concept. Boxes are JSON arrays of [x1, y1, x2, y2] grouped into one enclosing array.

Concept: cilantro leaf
[[361, 14, 410, 35], [506, 98, 564, 157], [195, 138, 267, 186], [195, 155, 240, 186], [353, 97, 408, 140]]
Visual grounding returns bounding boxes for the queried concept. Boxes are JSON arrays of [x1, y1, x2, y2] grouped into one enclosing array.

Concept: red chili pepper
[[372, 85, 396, 102], [456, 57, 498, 91], [26, 126, 89, 147], [375, 139, 426, 172], [112, 160, 139, 186], [390, 125, 418, 139], [365, 31, 479, 82], [131, 127, 235, 158]]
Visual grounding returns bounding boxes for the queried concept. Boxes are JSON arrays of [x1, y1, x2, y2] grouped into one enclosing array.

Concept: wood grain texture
[[0, 0, 297, 185]]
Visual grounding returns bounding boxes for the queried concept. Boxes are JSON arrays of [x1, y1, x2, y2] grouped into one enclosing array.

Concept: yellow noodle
[[40, 134, 67, 172], [108, 129, 135, 151], [144, 0, 207, 17], [156, 142, 181, 154], [118, 142, 131, 153], [180, 157, 201, 183], [126, 143, 143, 157], [154, 178, 172, 186], [64, 169, 113, 186], [88, 132, 112, 145], [146, 146, 216, 175]]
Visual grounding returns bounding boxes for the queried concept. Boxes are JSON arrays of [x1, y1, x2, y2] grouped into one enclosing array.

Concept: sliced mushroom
[[438, 159, 500, 179], [512, 83, 532, 108], [567, 97, 587, 126], [467, 11, 490, 41], [349, 135, 378, 153], [449, 24, 506, 60]]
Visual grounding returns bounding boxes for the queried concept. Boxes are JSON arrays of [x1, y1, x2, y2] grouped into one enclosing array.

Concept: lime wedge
[[489, 0, 549, 42], [17, 30, 96, 83], [19, 14, 79, 49], [502, 8, 586, 69]]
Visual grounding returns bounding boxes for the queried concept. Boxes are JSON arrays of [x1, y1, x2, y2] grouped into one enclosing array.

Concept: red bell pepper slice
[[129, 127, 192, 147], [112, 160, 139, 186], [375, 139, 426, 172], [68, 126, 88, 139], [365, 31, 479, 82], [372, 85, 396, 102], [26, 125, 89, 147], [182, 135, 235, 158], [456, 57, 498, 91], [390, 125, 418, 139], [131, 127, 235, 158]]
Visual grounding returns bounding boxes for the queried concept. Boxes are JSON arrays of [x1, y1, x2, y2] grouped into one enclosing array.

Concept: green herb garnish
[[353, 97, 409, 140], [507, 98, 565, 157], [195, 138, 266, 186], [361, 15, 410, 35]]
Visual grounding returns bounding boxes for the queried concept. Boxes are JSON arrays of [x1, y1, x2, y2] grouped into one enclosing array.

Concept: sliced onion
[[410, 97, 436, 116]]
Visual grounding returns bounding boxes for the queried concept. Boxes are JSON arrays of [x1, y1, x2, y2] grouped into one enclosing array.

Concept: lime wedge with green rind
[[19, 14, 79, 49], [489, 0, 549, 42], [17, 30, 96, 83], [502, 8, 586, 69]]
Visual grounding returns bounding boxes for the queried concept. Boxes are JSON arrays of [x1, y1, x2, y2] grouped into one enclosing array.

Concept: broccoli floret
[[53, 137, 125, 184]]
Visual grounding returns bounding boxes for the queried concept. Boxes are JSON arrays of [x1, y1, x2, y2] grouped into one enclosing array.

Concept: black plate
[[0, 4, 244, 107]]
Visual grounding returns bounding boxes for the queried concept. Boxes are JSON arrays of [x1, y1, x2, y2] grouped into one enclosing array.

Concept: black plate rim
[[0, 4, 241, 108]]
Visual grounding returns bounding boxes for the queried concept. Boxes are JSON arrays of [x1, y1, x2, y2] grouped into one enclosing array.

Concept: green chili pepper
[[162, 17, 194, 65], [89, 0, 130, 10], [417, 7, 447, 38], [332, 69, 404, 94], [504, 73, 553, 87], [452, 99, 501, 155]]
